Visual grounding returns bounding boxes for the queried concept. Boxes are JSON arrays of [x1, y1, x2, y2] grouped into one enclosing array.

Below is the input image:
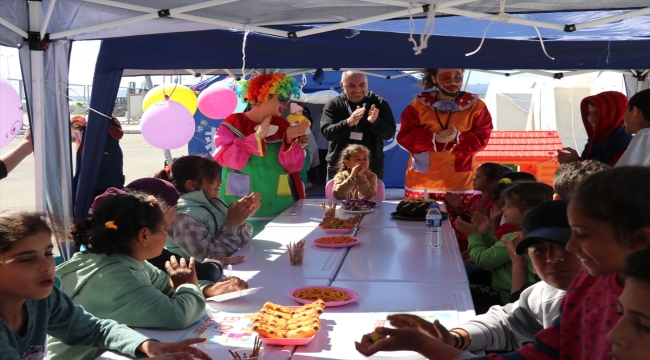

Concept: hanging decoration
[[142, 84, 198, 115], [0, 76, 24, 149], [140, 100, 195, 149], [197, 84, 238, 119]]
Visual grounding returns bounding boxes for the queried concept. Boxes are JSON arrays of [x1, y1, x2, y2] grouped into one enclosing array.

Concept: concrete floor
[[0, 133, 187, 212]]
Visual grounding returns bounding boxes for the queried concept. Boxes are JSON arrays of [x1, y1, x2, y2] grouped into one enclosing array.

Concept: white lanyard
[[346, 102, 366, 115]]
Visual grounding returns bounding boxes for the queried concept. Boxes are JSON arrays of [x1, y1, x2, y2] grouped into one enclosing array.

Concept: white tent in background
[[484, 71, 629, 153]]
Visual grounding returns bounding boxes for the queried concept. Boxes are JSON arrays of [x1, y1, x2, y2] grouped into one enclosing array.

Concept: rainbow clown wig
[[237, 73, 301, 105]]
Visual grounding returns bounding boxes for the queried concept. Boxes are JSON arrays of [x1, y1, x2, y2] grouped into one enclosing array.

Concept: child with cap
[[358, 200, 584, 355]]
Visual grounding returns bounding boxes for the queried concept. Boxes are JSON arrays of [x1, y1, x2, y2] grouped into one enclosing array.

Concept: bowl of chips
[[312, 236, 360, 248], [289, 286, 359, 307]]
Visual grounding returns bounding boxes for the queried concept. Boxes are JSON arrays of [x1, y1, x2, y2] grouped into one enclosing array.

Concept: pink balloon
[[0, 76, 24, 149], [197, 84, 238, 119], [141, 100, 195, 149]]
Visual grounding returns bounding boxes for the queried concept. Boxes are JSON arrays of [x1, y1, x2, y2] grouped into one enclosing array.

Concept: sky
[[1, 40, 522, 89]]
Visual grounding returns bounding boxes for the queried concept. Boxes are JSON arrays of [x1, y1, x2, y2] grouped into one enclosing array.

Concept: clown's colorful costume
[[213, 114, 304, 230], [398, 91, 492, 250]]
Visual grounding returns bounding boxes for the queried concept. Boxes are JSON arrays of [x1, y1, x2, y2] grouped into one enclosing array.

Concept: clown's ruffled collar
[[416, 91, 479, 112]]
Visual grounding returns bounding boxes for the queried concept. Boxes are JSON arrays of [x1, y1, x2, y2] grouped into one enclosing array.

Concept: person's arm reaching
[[0, 127, 33, 179]]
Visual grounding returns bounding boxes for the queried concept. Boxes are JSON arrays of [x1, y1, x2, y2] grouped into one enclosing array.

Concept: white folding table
[[335, 226, 467, 283]]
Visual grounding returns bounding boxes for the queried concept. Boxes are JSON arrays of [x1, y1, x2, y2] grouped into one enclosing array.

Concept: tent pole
[[51, 0, 240, 40], [40, 0, 57, 40], [438, 7, 565, 31], [0, 16, 29, 38], [295, 8, 426, 37], [28, 0, 47, 211], [172, 14, 287, 38], [576, 7, 650, 30]]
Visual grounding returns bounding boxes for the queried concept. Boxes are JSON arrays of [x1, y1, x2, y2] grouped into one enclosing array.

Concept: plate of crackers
[[251, 300, 325, 346], [289, 286, 359, 307], [319, 215, 361, 234], [312, 236, 360, 248]]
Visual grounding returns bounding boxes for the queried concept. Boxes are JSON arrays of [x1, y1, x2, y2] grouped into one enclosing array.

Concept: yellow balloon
[[142, 84, 198, 115]]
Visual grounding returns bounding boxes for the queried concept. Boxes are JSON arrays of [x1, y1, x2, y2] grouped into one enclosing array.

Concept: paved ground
[[1, 121, 326, 211], [0, 130, 187, 212]]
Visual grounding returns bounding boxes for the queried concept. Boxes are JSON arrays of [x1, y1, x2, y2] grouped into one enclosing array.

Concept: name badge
[[350, 132, 363, 141]]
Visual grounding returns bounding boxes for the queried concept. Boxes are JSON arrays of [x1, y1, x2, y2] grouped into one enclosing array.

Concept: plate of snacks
[[251, 300, 325, 346], [342, 199, 376, 213], [289, 286, 359, 307], [319, 215, 361, 233], [312, 236, 360, 248]]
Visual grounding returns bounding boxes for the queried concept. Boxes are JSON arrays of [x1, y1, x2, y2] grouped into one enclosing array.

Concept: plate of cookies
[[251, 300, 325, 345], [289, 286, 359, 307], [312, 236, 360, 248], [319, 215, 362, 234]]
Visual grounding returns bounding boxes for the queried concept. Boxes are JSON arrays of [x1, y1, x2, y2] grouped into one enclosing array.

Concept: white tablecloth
[[265, 199, 353, 227], [335, 226, 468, 283]]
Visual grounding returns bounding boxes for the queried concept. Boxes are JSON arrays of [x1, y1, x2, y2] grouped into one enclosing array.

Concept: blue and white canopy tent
[[0, 1, 648, 259]]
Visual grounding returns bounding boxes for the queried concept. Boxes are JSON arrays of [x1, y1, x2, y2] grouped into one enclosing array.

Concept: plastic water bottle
[[426, 205, 442, 248]]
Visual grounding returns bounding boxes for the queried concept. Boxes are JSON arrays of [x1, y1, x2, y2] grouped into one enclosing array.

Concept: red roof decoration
[[476, 131, 562, 160]]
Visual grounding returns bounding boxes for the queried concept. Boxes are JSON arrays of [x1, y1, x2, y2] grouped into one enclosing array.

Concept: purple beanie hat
[[126, 178, 181, 207]]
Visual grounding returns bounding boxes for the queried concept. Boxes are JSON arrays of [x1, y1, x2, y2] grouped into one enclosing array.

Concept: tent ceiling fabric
[[1, 0, 648, 45]]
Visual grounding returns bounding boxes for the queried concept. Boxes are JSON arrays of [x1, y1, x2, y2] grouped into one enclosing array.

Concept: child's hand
[[502, 232, 527, 265], [350, 165, 362, 179], [489, 203, 503, 223], [367, 104, 379, 124], [471, 211, 490, 235], [445, 192, 462, 210], [255, 116, 272, 139], [165, 256, 198, 289], [208, 253, 245, 265], [139, 338, 211, 360], [203, 277, 248, 297], [454, 218, 479, 236], [226, 192, 261, 227], [286, 120, 308, 143], [355, 327, 425, 357], [387, 314, 438, 339]]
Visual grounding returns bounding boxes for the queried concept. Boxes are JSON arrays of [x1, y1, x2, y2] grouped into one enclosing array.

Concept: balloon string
[[167, 69, 180, 100], [163, 70, 167, 100], [40, 80, 112, 119]]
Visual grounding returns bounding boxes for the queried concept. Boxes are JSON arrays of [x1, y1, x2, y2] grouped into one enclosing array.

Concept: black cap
[[515, 200, 572, 255]]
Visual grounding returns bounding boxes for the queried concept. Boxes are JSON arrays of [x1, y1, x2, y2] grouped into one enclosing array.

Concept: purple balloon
[[141, 100, 195, 149], [197, 84, 238, 119], [0, 76, 24, 149]]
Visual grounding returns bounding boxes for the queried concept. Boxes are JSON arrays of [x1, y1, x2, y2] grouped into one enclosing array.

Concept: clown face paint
[[434, 68, 463, 97]]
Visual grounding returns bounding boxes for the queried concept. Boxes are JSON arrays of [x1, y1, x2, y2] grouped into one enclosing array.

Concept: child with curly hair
[[332, 144, 378, 200]]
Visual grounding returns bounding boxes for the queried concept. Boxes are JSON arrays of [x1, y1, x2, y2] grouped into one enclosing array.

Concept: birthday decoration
[[141, 100, 195, 149], [0, 76, 24, 149], [197, 84, 238, 119], [142, 84, 198, 115]]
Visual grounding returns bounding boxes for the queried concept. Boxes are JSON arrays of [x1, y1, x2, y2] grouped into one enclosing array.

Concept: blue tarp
[[73, 13, 650, 218]]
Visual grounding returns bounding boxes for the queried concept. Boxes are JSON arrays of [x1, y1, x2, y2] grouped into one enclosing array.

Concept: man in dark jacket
[[321, 71, 396, 180]]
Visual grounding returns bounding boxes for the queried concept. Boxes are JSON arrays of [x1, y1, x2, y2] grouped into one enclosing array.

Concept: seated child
[[615, 88, 650, 167], [0, 211, 209, 360], [332, 144, 378, 200], [488, 172, 537, 238], [47, 192, 247, 359], [446, 162, 511, 222], [607, 245, 650, 358], [156, 155, 258, 261], [355, 166, 650, 360], [356, 200, 583, 353], [126, 177, 230, 281], [455, 182, 554, 313], [553, 159, 611, 200]]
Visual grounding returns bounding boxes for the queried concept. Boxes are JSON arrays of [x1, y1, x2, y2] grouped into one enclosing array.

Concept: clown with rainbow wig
[[213, 74, 308, 234]]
